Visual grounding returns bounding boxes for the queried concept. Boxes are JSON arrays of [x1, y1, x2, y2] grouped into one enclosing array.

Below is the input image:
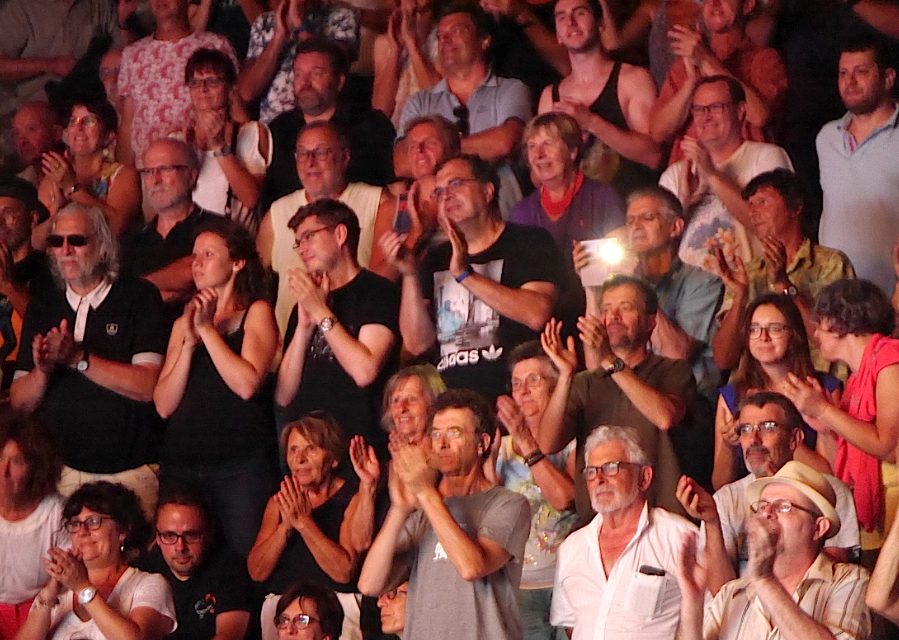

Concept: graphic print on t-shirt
[[433, 260, 503, 372]]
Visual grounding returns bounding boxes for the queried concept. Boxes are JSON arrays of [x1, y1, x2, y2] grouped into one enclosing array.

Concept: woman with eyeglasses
[[250, 413, 364, 640], [0, 414, 66, 639], [16, 481, 176, 640], [36, 96, 141, 245], [273, 582, 344, 640], [711, 293, 837, 489], [184, 48, 272, 234], [153, 218, 279, 557]]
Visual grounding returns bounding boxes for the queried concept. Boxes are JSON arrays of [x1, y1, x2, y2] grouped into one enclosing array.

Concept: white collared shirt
[[551, 502, 697, 640], [65, 279, 113, 342]]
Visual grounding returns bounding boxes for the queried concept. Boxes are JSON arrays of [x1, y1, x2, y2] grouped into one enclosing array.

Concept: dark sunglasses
[[453, 104, 470, 137], [47, 234, 91, 248]]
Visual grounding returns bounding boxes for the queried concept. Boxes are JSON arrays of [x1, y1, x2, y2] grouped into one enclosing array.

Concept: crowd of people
[[1, 0, 899, 639]]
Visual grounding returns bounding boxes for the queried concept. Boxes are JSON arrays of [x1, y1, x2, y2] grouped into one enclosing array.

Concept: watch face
[[77, 359, 88, 372]]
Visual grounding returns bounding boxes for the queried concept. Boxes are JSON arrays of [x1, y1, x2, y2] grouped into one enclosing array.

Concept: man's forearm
[[704, 519, 737, 595], [81, 358, 160, 403], [751, 577, 842, 640], [536, 371, 575, 454], [461, 275, 554, 331], [712, 296, 746, 370], [608, 367, 685, 430], [9, 368, 49, 413], [358, 507, 412, 596], [0, 57, 57, 82], [460, 121, 524, 163], [399, 273, 436, 355], [143, 257, 194, 299]]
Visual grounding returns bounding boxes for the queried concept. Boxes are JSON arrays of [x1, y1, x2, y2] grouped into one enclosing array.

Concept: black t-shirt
[[262, 104, 397, 210], [419, 222, 563, 399], [281, 270, 399, 452], [15, 277, 166, 472], [138, 545, 252, 640]]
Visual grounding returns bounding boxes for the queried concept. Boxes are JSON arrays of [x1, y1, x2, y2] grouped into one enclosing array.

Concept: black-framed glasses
[[294, 146, 336, 163], [750, 499, 820, 517], [748, 323, 789, 339], [64, 515, 114, 533], [432, 177, 479, 200], [510, 373, 546, 392], [275, 613, 320, 630], [452, 104, 470, 137], [138, 164, 189, 179], [382, 586, 409, 600], [690, 101, 733, 116], [188, 76, 225, 90], [293, 224, 336, 248], [47, 234, 91, 248], [156, 530, 204, 545], [736, 421, 791, 438], [582, 461, 642, 481]]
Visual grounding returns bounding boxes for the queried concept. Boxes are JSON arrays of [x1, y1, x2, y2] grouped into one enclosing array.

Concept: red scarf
[[540, 171, 585, 221]]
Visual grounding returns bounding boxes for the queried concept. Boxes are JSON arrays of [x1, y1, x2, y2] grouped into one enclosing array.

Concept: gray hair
[[380, 364, 447, 432], [583, 425, 650, 466], [49, 203, 119, 283]]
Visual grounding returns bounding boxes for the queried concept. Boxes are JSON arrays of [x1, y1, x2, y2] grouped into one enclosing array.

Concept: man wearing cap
[[676, 391, 859, 595], [676, 460, 871, 640]]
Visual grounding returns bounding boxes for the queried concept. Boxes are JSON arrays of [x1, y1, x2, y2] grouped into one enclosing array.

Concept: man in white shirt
[[551, 424, 696, 639]]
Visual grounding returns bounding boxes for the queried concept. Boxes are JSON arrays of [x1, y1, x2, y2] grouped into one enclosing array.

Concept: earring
[[120, 542, 125, 553]]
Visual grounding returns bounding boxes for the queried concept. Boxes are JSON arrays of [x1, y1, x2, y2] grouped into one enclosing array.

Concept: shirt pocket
[[623, 570, 667, 619]]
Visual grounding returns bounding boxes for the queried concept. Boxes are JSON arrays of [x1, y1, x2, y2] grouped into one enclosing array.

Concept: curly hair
[[0, 411, 62, 502], [62, 481, 152, 553], [814, 279, 895, 337]]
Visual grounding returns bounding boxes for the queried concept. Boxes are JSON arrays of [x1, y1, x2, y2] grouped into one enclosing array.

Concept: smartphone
[[579, 237, 636, 287], [393, 192, 412, 234]]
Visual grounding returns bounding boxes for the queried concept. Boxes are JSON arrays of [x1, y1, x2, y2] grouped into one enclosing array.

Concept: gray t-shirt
[[399, 485, 531, 640]]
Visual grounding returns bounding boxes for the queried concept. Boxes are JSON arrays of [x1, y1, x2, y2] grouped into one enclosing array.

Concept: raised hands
[[276, 474, 312, 533], [676, 475, 720, 525], [46, 546, 90, 592], [288, 268, 331, 324], [761, 236, 790, 288], [577, 314, 613, 369], [191, 288, 218, 329], [714, 245, 748, 298], [675, 530, 707, 604], [541, 318, 577, 377], [350, 435, 381, 490], [391, 431, 438, 497], [781, 373, 831, 426], [746, 512, 779, 583], [41, 150, 76, 191], [33, 318, 77, 372], [437, 210, 470, 280]]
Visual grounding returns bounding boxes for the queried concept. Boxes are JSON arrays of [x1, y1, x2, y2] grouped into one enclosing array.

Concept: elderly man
[[538, 275, 699, 518], [676, 461, 871, 640], [359, 388, 531, 640], [398, 1, 532, 214], [818, 36, 899, 295], [658, 75, 793, 274], [138, 485, 252, 640], [551, 425, 696, 639], [259, 120, 397, 333], [10, 203, 166, 514], [10, 101, 62, 186], [384, 153, 562, 399], [121, 138, 215, 327], [711, 169, 854, 372], [262, 37, 396, 208], [677, 391, 859, 596]]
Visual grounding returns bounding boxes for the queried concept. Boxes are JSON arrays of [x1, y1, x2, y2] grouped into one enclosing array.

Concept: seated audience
[[659, 75, 792, 274], [274, 199, 398, 453], [272, 582, 344, 640], [37, 96, 141, 241], [712, 294, 836, 490], [137, 483, 252, 640], [818, 36, 899, 296], [781, 278, 899, 560], [376, 581, 408, 638], [551, 424, 696, 638], [10, 102, 62, 187], [489, 338, 577, 640], [258, 121, 397, 331], [538, 275, 698, 518], [16, 481, 177, 640], [383, 154, 561, 399], [261, 38, 396, 209], [249, 414, 363, 640], [398, 1, 533, 215], [10, 204, 165, 516], [511, 112, 625, 328], [239, 0, 360, 125], [712, 169, 854, 373], [679, 391, 859, 596], [185, 48, 272, 234], [649, 0, 787, 160], [0, 413, 66, 639], [154, 219, 279, 555], [359, 389, 531, 640], [676, 462, 871, 640], [372, 0, 440, 127], [539, 0, 661, 195], [117, 0, 237, 165]]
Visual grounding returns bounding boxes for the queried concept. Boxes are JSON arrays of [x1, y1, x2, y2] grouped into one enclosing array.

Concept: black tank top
[[163, 311, 273, 467]]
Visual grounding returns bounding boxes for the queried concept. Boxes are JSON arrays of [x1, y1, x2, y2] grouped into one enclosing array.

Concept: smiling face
[[436, 12, 488, 72], [692, 80, 744, 151], [526, 125, 578, 189], [748, 186, 798, 240], [286, 429, 337, 490], [192, 231, 242, 290], [188, 68, 230, 112], [405, 121, 450, 179], [747, 304, 791, 365], [554, 0, 601, 52], [510, 357, 554, 421], [838, 49, 896, 115], [0, 439, 31, 503], [65, 105, 108, 157], [389, 376, 431, 443], [156, 503, 207, 580], [69, 506, 126, 565], [295, 127, 350, 200]]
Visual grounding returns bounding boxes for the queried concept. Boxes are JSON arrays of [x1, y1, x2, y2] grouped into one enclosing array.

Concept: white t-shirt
[[0, 494, 67, 603], [44, 568, 176, 639]]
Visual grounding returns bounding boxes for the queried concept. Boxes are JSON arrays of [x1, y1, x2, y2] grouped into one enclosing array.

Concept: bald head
[[141, 138, 199, 215], [12, 101, 61, 166]]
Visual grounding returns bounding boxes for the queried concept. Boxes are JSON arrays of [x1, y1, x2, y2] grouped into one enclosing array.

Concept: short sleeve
[[751, 143, 794, 175], [674, 272, 723, 345], [212, 551, 254, 614], [236, 121, 272, 175], [357, 276, 400, 334], [130, 572, 177, 632], [397, 91, 427, 138], [476, 490, 531, 556], [130, 281, 167, 358], [500, 226, 563, 289], [493, 78, 532, 127]]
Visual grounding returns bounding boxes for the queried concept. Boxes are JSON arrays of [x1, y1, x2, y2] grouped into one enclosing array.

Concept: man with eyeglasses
[[675, 391, 858, 596], [397, 1, 532, 216], [359, 389, 531, 640], [121, 138, 215, 329], [676, 460, 870, 640], [376, 581, 409, 638], [711, 169, 854, 374], [10, 202, 166, 516], [385, 153, 562, 400], [657, 75, 792, 275], [550, 425, 697, 639], [137, 484, 252, 640]]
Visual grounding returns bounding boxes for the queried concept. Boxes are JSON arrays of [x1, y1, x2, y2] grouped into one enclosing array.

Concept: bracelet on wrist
[[523, 449, 545, 467], [35, 591, 58, 608], [455, 269, 472, 284]]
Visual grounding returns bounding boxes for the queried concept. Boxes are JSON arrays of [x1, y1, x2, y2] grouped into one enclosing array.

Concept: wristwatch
[[782, 284, 798, 296], [76, 351, 90, 373], [604, 357, 626, 376], [77, 585, 97, 605], [319, 316, 337, 333], [213, 144, 233, 157]]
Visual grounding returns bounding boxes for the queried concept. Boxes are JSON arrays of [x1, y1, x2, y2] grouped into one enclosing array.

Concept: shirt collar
[[589, 499, 652, 542], [837, 103, 899, 133], [66, 278, 113, 311], [432, 68, 499, 97]]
